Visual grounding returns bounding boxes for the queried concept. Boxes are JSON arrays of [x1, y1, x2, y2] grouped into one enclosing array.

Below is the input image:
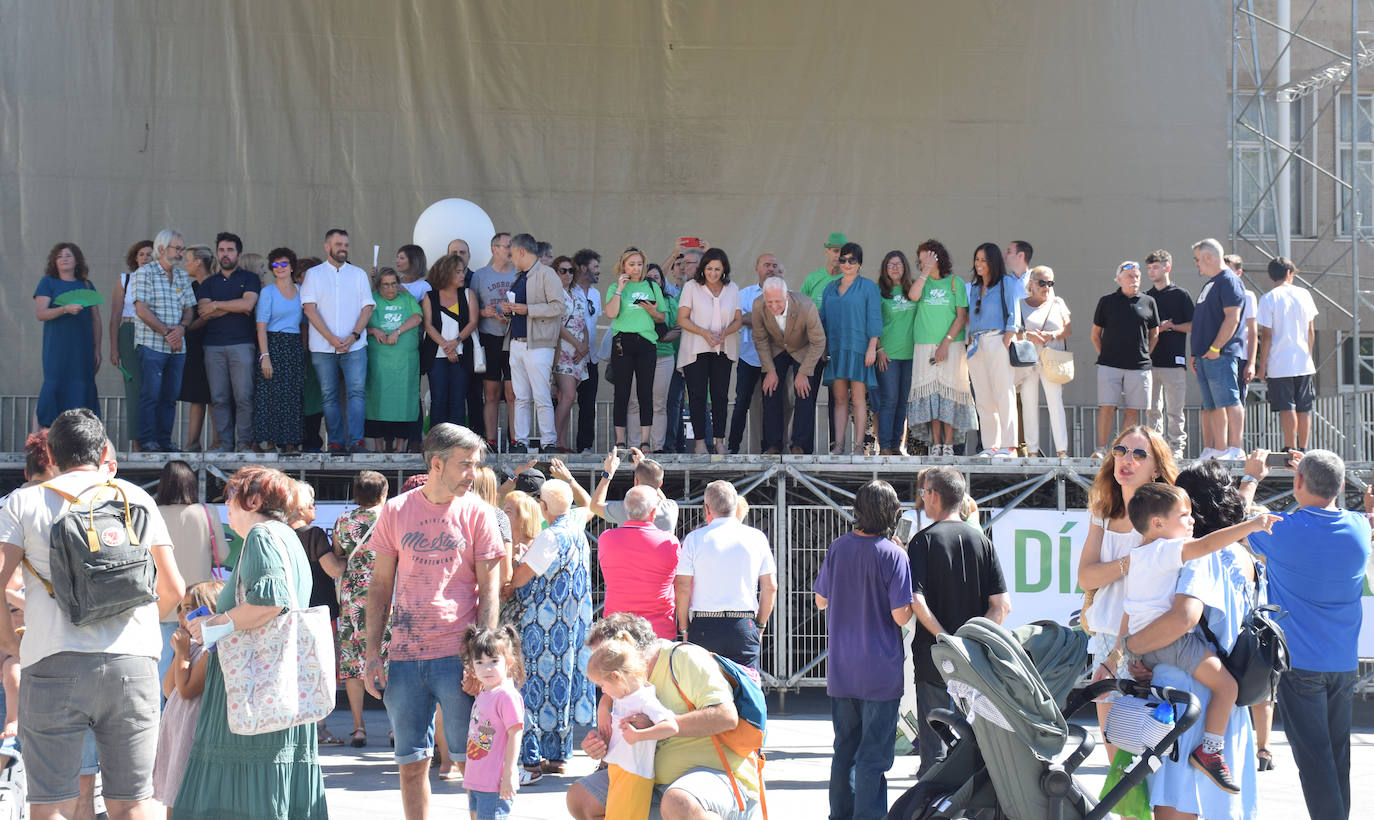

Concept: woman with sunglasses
[[874, 251, 917, 455], [252, 248, 306, 454], [906, 239, 975, 457], [1015, 265, 1073, 457], [552, 256, 591, 452], [963, 242, 1021, 457], [607, 247, 666, 449], [819, 242, 882, 455], [1080, 425, 1179, 761], [677, 247, 742, 454]]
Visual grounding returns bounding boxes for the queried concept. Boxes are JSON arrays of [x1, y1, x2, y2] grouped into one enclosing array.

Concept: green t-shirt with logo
[[879, 291, 919, 360], [607, 280, 662, 343], [801, 268, 840, 312], [912, 275, 968, 344]]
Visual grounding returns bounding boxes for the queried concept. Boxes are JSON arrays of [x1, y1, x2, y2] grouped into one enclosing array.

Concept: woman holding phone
[[605, 247, 665, 449]]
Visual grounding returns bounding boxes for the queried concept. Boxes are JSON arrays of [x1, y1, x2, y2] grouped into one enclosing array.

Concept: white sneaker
[[1198, 447, 1221, 460], [993, 448, 1016, 458], [1221, 447, 1246, 461]]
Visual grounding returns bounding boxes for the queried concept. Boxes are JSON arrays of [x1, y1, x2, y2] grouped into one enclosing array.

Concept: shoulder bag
[[1038, 299, 1075, 384], [1197, 593, 1289, 707], [217, 523, 337, 735], [1001, 283, 1038, 367]]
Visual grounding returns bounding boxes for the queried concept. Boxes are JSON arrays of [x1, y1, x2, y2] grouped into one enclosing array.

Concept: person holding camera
[[605, 247, 666, 450]]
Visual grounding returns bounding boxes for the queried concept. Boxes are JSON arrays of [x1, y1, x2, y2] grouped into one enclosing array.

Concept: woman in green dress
[[176, 465, 327, 820], [363, 268, 422, 453]]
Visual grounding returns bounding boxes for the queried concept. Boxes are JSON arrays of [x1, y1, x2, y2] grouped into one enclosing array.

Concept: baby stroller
[[887, 618, 1200, 820]]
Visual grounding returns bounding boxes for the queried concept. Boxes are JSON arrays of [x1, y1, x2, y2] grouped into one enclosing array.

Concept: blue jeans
[[428, 357, 469, 427], [382, 655, 475, 766], [829, 696, 900, 820], [468, 789, 511, 819], [311, 348, 367, 447], [727, 361, 762, 451], [875, 358, 913, 450], [1277, 667, 1356, 819], [136, 345, 186, 447]]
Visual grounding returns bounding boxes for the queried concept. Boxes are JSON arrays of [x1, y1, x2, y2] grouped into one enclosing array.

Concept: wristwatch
[[1239, 474, 1259, 485], [600, 470, 611, 481]]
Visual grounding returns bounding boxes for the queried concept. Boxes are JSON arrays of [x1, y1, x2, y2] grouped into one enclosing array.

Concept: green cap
[[824, 232, 848, 248]]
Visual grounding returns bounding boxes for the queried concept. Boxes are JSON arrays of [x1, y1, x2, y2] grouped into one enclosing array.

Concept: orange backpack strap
[[666, 643, 756, 815]]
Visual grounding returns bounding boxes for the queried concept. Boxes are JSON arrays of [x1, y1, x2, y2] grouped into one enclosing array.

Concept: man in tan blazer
[[751, 277, 827, 453], [501, 232, 567, 453]]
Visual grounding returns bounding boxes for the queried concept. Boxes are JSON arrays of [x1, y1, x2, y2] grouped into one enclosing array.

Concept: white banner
[[984, 508, 1374, 657]]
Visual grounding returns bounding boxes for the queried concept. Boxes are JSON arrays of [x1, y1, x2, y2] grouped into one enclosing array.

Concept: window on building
[[1340, 334, 1374, 388], [1338, 93, 1374, 235], [1234, 94, 1313, 238]]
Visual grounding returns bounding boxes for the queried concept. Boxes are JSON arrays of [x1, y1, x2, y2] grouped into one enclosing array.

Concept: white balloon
[[412, 198, 496, 271]]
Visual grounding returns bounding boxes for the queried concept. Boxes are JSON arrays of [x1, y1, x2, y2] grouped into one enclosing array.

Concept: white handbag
[[471, 335, 488, 374], [217, 523, 337, 735]]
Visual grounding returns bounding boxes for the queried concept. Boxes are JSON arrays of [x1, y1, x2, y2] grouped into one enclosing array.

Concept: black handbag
[[1000, 281, 1038, 367], [1197, 595, 1290, 707]]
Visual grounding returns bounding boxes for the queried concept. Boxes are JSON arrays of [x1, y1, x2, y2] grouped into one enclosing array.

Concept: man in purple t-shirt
[[814, 480, 913, 820]]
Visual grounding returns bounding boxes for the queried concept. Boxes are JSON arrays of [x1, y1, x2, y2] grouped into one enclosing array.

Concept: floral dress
[[335, 505, 388, 679], [554, 291, 591, 380]]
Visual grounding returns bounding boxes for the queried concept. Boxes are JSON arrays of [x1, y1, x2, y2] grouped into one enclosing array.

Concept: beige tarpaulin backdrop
[[0, 0, 1227, 412]]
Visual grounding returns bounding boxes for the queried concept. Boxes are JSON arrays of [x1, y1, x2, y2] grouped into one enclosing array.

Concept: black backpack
[[1198, 595, 1290, 708], [23, 481, 158, 627]]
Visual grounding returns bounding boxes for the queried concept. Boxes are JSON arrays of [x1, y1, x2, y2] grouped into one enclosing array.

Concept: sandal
[[318, 728, 345, 746], [437, 764, 462, 781], [518, 768, 543, 786], [349, 728, 366, 748], [540, 759, 567, 774], [1257, 748, 1275, 771]]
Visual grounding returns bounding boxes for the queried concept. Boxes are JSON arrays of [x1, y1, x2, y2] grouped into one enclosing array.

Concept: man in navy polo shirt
[[198, 231, 260, 451], [1190, 238, 1247, 460]]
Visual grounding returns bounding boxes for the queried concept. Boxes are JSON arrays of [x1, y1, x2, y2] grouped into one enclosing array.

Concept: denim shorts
[[382, 654, 474, 765], [1196, 354, 1241, 410], [576, 766, 760, 820], [19, 652, 159, 803], [468, 789, 512, 819]]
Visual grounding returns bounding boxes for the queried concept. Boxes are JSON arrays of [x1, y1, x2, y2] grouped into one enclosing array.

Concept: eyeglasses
[[1035, 279, 1054, 287], [1111, 445, 1150, 462], [168, 244, 186, 253], [839, 256, 859, 265], [271, 260, 291, 269], [557, 267, 574, 274], [917, 487, 928, 497]]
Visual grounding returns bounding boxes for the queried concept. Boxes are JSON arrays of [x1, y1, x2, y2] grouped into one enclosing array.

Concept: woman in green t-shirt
[[875, 251, 918, 454], [905, 239, 975, 456], [604, 247, 666, 448], [364, 269, 422, 452]]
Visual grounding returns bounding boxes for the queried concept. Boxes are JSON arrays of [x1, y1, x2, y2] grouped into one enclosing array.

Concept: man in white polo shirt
[[301, 228, 375, 454], [674, 480, 777, 670]]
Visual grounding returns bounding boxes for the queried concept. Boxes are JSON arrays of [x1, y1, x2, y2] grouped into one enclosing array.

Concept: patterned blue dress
[[1145, 544, 1261, 819], [517, 512, 595, 765]]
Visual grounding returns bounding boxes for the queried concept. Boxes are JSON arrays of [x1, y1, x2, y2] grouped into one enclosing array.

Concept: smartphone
[[680, 237, 702, 248], [187, 605, 212, 621], [1265, 451, 1292, 467]]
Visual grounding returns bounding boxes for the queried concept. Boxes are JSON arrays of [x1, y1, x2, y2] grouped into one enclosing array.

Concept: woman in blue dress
[[1128, 459, 1260, 820], [502, 479, 594, 780], [33, 242, 101, 427], [819, 242, 882, 454]]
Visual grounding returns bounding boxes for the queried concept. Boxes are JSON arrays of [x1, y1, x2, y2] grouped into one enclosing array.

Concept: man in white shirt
[[1257, 257, 1319, 452], [0, 409, 185, 817], [674, 480, 777, 670], [571, 249, 603, 453], [726, 254, 783, 454], [301, 228, 375, 453]]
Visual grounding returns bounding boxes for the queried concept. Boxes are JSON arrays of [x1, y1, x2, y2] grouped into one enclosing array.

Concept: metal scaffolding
[[1232, 0, 1374, 458]]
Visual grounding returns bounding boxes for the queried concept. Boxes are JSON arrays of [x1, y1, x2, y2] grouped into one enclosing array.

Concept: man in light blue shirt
[[726, 254, 782, 454], [1247, 449, 1370, 820]]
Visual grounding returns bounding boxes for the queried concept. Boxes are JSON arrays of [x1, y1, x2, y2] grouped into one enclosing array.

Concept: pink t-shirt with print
[[369, 488, 505, 660], [464, 680, 524, 793]]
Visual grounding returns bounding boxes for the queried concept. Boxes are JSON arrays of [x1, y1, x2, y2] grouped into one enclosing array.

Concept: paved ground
[[317, 691, 1373, 818]]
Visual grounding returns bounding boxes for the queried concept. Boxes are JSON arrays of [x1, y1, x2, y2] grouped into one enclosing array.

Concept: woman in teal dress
[[33, 242, 101, 427], [502, 481, 594, 776], [819, 242, 882, 454], [177, 466, 327, 820], [363, 269, 422, 453]]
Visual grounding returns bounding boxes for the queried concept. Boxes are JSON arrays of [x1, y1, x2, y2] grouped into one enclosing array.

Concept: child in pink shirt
[[463, 625, 525, 820]]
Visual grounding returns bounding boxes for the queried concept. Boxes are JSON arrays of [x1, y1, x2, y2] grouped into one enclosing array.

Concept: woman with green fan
[[33, 242, 103, 427]]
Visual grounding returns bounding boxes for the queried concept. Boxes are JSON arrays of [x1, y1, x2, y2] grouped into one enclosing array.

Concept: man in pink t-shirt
[[596, 485, 681, 639], [364, 423, 504, 820]]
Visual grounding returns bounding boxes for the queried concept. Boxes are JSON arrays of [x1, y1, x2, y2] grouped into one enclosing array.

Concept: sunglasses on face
[[1112, 445, 1150, 462], [839, 256, 858, 265], [271, 260, 291, 269], [1035, 279, 1054, 287], [558, 267, 574, 274]]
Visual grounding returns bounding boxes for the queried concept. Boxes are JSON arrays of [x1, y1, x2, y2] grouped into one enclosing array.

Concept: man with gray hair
[[132, 229, 198, 451], [500, 233, 566, 453], [1090, 261, 1159, 458], [753, 277, 827, 454], [1191, 238, 1248, 460], [595, 483, 682, 640], [674, 480, 777, 669], [1246, 448, 1370, 819]]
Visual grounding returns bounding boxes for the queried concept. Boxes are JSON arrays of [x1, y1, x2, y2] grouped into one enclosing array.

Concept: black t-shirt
[[907, 520, 1008, 684], [1092, 290, 1160, 370], [294, 524, 340, 619], [1147, 284, 1195, 369]]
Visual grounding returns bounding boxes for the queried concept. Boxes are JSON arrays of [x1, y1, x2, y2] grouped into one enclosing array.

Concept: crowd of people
[[34, 225, 1323, 459]]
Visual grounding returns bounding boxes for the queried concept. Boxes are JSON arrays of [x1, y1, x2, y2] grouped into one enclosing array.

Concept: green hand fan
[[52, 289, 106, 308]]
